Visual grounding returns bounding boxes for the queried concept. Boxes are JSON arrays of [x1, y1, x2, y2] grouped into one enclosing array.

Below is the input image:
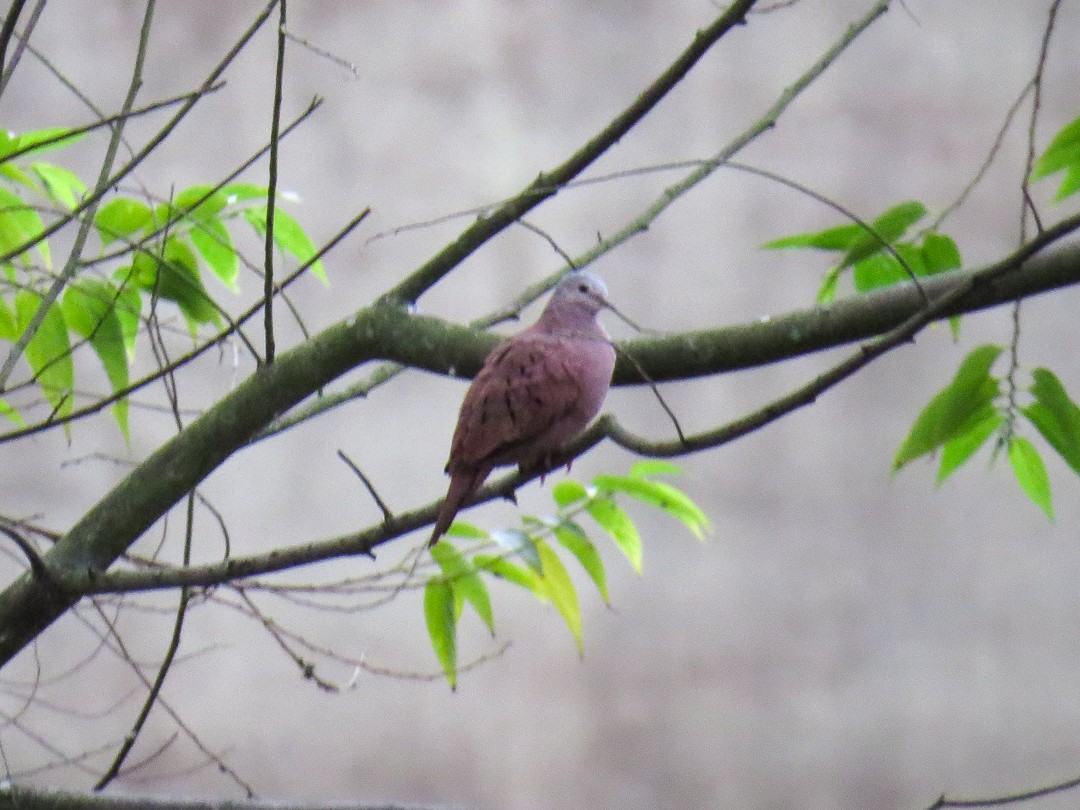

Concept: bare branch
[[927, 772, 1080, 808], [0, 0, 42, 96], [0, 0, 28, 95], [379, 0, 758, 306], [337, 450, 394, 524], [0, 524, 47, 582], [94, 495, 194, 790], [0, 785, 456, 810], [64, 232, 1080, 596], [262, 0, 288, 364]]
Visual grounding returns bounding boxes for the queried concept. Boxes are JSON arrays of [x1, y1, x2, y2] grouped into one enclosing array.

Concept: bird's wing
[[447, 334, 582, 471]]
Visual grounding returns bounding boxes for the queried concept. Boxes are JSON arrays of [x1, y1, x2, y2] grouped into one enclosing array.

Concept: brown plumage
[[429, 272, 617, 546]]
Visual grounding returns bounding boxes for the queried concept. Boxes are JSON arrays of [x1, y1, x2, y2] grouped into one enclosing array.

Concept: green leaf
[[593, 473, 710, 540], [1008, 436, 1053, 520], [816, 265, 841, 304], [189, 218, 239, 291], [852, 252, 907, 293], [552, 479, 589, 507], [922, 232, 962, 275], [586, 496, 642, 573], [15, 291, 73, 421], [839, 201, 927, 269], [243, 205, 327, 284], [474, 553, 546, 599], [763, 223, 863, 251], [554, 521, 608, 604], [0, 162, 40, 194], [893, 344, 1003, 472], [1052, 166, 1080, 202], [221, 182, 267, 202], [0, 185, 49, 268], [444, 521, 489, 540], [535, 540, 583, 654], [423, 579, 457, 689], [491, 528, 542, 573], [31, 162, 86, 210], [134, 239, 221, 334], [171, 184, 228, 222], [0, 127, 83, 161], [1031, 115, 1080, 182], [110, 267, 143, 359], [95, 197, 152, 246], [0, 295, 15, 339], [1021, 368, 1080, 475], [1030, 113, 1080, 200], [431, 542, 494, 634], [61, 280, 131, 439], [0, 397, 23, 426], [629, 460, 682, 477], [936, 409, 1004, 484]]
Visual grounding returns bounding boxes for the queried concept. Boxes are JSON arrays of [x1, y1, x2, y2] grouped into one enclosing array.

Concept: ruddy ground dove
[[429, 271, 617, 546]]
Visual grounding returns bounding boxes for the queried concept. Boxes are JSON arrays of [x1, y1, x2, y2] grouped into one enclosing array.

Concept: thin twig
[[0, 0, 43, 95], [926, 772, 1080, 808], [262, 0, 288, 365], [85, 600, 255, 796], [0, 524, 48, 581], [612, 344, 686, 444], [233, 586, 339, 692], [93, 492, 194, 791], [1003, 0, 1061, 441], [281, 27, 358, 77], [0, 82, 227, 167], [934, 82, 1032, 229], [516, 219, 578, 268], [337, 450, 394, 524], [379, 0, 757, 306], [726, 160, 930, 305], [0, 0, 28, 95]]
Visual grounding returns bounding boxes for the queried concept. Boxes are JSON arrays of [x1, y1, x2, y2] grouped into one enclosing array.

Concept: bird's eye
[[578, 283, 589, 293]]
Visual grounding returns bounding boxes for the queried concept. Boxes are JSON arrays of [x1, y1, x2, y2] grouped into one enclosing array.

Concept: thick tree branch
[[0, 0, 1072, 666], [0, 785, 447, 810], [610, 224, 1080, 384], [57, 233, 1080, 597], [370, 226, 1080, 387], [0, 303, 403, 666]]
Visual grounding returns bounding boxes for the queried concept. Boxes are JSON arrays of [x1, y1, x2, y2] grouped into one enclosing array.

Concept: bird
[[429, 271, 618, 547]]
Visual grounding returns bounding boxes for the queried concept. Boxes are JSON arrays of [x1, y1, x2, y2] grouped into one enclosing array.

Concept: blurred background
[[2, 1, 1080, 808]]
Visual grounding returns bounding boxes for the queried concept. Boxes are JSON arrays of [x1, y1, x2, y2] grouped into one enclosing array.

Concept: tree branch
[[378, 0, 757, 306], [56, 233, 1080, 597], [0, 786, 450, 810], [255, 0, 890, 439], [262, 0, 288, 364]]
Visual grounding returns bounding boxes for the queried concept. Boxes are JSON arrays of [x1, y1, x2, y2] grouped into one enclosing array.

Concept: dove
[[429, 271, 617, 546]]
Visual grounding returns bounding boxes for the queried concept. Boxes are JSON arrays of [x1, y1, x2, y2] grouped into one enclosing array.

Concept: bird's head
[[549, 271, 612, 317]]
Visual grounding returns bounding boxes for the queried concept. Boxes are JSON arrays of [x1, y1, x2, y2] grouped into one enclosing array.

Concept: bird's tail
[[429, 467, 485, 547]]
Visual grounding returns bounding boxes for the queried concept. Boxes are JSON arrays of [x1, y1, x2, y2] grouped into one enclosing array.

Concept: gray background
[[2, 2, 1080, 809]]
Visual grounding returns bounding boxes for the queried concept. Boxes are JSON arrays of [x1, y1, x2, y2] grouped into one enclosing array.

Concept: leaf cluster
[[423, 461, 709, 688], [0, 128, 323, 438], [764, 114, 1080, 523]]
